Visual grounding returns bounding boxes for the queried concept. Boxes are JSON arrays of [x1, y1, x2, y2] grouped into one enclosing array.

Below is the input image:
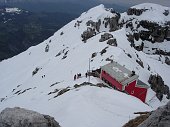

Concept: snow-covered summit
[[121, 3, 170, 24], [131, 3, 170, 10], [0, 3, 170, 127], [78, 4, 117, 24]]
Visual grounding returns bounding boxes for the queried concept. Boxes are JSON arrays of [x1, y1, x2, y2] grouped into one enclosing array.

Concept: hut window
[[131, 90, 134, 94]]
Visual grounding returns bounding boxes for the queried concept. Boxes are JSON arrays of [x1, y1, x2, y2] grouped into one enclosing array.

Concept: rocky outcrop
[[91, 52, 97, 58], [0, 107, 60, 127], [99, 33, 113, 42], [127, 34, 134, 43], [81, 11, 120, 42], [139, 20, 170, 42], [81, 27, 96, 42], [81, 19, 101, 42], [127, 8, 148, 16], [166, 28, 170, 40], [163, 10, 169, 16], [100, 47, 108, 55], [155, 49, 170, 56], [54, 87, 71, 98], [165, 57, 170, 65], [124, 18, 170, 44], [104, 16, 120, 32], [86, 20, 101, 32], [45, 44, 49, 52], [107, 38, 117, 46], [32, 67, 40, 76], [138, 101, 170, 127], [136, 59, 144, 68], [148, 74, 170, 101], [123, 112, 150, 127]]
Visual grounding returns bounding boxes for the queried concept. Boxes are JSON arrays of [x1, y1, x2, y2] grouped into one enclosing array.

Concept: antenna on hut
[[88, 58, 91, 82]]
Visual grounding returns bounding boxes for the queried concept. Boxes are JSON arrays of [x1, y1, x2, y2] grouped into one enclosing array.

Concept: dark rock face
[[123, 17, 170, 55], [32, 67, 40, 76], [104, 16, 120, 32], [123, 17, 170, 45], [81, 11, 120, 42], [136, 59, 144, 68], [127, 34, 134, 43], [107, 38, 117, 46], [91, 52, 97, 58], [133, 42, 144, 51], [148, 74, 170, 101], [81, 27, 96, 42], [138, 101, 170, 127], [163, 10, 169, 16], [139, 20, 170, 43], [54, 87, 70, 98], [0, 107, 60, 127], [166, 28, 170, 40], [81, 19, 101, 42], [165, 57, 170, 65], [100, 47, 108, 55], [155, 50, 170, 56], [99, 33, 113, 42], [45, 44, 49, 52], [86, 20, 101, 32], [134, 32, 140, 41], [127, 8, 148, 16]]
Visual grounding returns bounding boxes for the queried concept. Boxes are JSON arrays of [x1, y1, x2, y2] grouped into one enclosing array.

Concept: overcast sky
[[2, 0, 170, 7], [99, 0, 170, 7]]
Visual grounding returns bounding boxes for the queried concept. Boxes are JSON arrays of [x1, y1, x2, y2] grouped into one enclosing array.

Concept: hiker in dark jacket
[[74, 75, 76, 80], [85, 72, 88, 78]]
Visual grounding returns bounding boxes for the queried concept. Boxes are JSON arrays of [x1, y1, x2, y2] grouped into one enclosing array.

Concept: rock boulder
[[148, 74, 170, 101], [0, 107, 60, 127], [138, 101, 170, 127]]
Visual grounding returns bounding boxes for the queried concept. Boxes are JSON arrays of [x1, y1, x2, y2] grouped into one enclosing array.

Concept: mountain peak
[[131, 3, 170, 10], [91, 4, 105, 10], [0, 3, 170, 127], [121, 3, 170, 25]]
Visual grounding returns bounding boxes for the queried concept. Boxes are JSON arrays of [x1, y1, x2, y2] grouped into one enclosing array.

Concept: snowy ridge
[[79, 4, 115, 21], [121, 3, 170, 25], [0, 3, 170, 127], [131, 3, 169, 11]]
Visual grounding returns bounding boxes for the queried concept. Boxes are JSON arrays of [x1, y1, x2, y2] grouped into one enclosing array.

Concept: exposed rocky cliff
[[138, 101, 170, 127], [81, 9, 120, 42], [123, 101, 170, 127], [148, 74, 170, 101], [121, 3, 170, 57], [0, 107, 60, 127], [125, 5, 170, 41]]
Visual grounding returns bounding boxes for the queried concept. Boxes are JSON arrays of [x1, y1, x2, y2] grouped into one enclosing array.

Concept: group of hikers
[[74, 72, 88, 80]]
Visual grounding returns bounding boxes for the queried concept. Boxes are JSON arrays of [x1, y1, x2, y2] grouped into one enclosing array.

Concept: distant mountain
[[0, 6, 77, 61]]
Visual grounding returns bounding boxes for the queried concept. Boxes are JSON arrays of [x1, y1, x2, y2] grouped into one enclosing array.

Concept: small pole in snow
[[88, 58, 90, 83]]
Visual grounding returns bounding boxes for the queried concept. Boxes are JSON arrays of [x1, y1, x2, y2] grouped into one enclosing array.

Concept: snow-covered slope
[[121, 3, 170, 25], [120, 3, 170, 56], [0, 3, 169, 127]]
